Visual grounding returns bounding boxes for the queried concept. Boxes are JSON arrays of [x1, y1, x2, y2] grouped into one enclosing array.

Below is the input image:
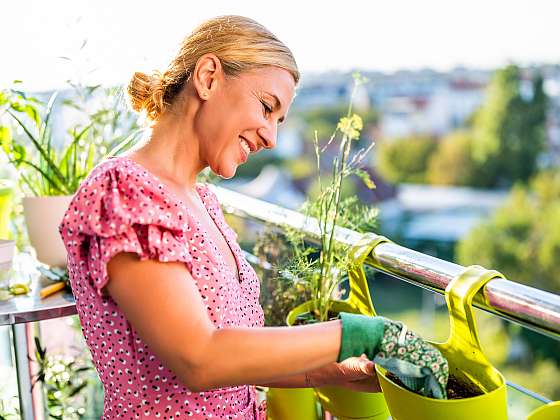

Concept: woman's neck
[[127, 98, 206, 191]]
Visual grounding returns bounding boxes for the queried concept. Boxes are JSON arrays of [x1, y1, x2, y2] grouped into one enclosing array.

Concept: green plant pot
[[376, 360, 507, 420], [526, 401, 560, 420], [287, 300, 390, 420], [266, 387, 318, 420], [0, 180, 14, 239], [375, 266, 508, 420]]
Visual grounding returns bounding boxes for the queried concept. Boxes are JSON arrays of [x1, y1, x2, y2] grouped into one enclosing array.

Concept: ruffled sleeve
[[59, 159, 193, 296]]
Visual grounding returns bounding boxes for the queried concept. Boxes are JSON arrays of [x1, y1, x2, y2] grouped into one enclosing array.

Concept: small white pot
[[23, 195, 73, 267]]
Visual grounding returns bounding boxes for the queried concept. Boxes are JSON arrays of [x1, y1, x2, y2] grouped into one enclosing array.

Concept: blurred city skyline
[[1, 0, 559, 91]]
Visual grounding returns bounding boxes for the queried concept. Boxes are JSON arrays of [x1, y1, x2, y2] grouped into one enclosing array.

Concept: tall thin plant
[[284, 73, 378, 322]]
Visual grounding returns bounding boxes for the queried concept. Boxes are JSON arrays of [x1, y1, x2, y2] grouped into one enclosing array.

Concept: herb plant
[[283, 73, 378, 322]]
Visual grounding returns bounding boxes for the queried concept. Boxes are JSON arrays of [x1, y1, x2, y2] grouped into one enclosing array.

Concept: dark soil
[[386, 371, 483, 399]]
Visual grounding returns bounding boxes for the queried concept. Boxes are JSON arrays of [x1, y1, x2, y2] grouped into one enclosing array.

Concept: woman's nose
[[257, 125, 277, 149]]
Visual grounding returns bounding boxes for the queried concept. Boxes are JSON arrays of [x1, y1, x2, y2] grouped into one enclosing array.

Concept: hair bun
[[127, 71, 165, 122]]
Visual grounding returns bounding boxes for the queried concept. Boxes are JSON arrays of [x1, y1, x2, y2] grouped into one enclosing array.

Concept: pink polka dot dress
[[59, 156, 266, 419]]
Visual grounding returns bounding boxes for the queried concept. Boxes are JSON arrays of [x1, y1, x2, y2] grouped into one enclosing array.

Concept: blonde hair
[[127, 15, 299, 123]]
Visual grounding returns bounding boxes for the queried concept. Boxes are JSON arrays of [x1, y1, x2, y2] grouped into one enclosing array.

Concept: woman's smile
[[238, 136, 255, 163]]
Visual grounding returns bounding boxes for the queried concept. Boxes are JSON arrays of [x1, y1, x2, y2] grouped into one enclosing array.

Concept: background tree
[[376, 135, 438, 184], [427, 130, 479, 186], [456, 170, 560, 390], [470, 65, 547, 187], [456, 170, 560, 295]]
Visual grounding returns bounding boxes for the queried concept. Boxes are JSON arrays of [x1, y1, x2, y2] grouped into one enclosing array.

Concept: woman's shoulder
[[82, 155, 145, 187], [61, 156, 187, 238]]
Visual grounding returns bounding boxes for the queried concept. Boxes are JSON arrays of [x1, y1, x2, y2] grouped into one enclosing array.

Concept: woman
[[59, 15, 447, 419]]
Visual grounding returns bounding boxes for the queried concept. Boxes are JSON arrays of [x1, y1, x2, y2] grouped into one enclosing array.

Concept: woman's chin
[[213, 163, 237, 179]]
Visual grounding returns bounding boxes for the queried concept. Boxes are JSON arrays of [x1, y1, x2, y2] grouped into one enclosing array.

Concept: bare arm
[[106, 252, 342, 392]]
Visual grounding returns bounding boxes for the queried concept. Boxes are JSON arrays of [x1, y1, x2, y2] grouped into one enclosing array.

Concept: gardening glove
[[338, 313, 449, 399]]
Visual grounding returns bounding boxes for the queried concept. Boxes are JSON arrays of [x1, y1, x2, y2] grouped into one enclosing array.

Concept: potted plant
[[375, 265, 508, 420], [253, 228, 319, 420], [280, 73, 389, 419], [0, 83, 141, 267]]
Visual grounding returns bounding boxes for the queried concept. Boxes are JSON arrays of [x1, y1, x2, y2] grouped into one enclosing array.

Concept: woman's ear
[[193, 54, 222, 100]]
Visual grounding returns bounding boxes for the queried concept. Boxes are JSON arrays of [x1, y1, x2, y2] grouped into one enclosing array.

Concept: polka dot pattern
[[59, 157, 265, 419]]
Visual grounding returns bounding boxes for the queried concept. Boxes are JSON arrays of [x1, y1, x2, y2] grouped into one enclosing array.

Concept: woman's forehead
[[238, 67, 296, 103]]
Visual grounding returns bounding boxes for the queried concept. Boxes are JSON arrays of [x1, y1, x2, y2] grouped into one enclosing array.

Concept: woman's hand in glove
[[339, 313, 449, 399], [307, 354, 381, 393]]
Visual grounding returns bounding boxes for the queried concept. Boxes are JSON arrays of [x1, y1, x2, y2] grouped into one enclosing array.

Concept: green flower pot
[[526, 401, 560, 420], [266, 387, 318, 420], [285, 233, 392, 420], [375, 266, 508, 420], [287, 300, 389, 420]]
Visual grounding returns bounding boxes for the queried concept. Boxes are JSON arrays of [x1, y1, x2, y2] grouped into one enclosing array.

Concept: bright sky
[[2, 0, 559, 91]]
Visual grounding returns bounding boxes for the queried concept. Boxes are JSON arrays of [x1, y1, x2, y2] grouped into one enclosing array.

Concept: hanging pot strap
[[347, 232, 391, 316], [445, 265, 505, 388]]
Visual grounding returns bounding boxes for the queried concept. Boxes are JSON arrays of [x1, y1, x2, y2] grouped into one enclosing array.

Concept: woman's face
[[195, 65, 296, 179]]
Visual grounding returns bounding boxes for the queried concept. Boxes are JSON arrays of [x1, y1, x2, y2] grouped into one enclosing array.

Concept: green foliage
[[417, 65, 548, 188], [254, 228, 313, 326], [0, 83, 142, 196], [377, 135, 439, 184], [0, 397, 20, 419], [33, 337, 93, 419], [278, 73, 379, 322], [427, 131, 480, 186], [457, 171, 560, 294], [470, 65, 547, 187], [503, 358, 560, 401]]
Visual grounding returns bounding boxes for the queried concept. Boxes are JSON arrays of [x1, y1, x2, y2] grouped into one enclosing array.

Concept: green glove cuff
[[338, 313, 385, 362]]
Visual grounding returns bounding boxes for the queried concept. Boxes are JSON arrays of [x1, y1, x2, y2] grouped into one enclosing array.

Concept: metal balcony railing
[[0, 185, 559, 419], [214, 186, 560, 340]]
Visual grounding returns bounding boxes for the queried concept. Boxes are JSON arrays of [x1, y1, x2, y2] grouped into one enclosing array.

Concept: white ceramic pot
[[23, 195, 73, 268]]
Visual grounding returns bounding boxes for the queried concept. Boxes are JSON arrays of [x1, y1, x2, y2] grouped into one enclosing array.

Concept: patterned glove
[[338, 313, 448, 399]]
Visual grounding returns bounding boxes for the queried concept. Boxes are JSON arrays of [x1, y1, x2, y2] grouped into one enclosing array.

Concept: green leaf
[[12, 143, 26, 164], [10, 101, 24, 112], [86, 140, 95, 170], [40, 92, 58, 140], [24, 104, 40, 127], [0, 91, 8, 106], [34, 336, 46, 360], [85, 84, 101, 96], [0, 126, 12, 154], [60, 123, 92, 177], [355, 168, 376, 189], [19, 160, 67, 194], [7, 109, 70, 190], [68, 380, 89, 397]]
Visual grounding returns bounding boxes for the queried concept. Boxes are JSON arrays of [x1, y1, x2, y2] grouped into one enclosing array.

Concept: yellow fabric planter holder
[[526, 401, 560, 420], [286, 233, 391, 420], [376, 265, 508, 420]]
